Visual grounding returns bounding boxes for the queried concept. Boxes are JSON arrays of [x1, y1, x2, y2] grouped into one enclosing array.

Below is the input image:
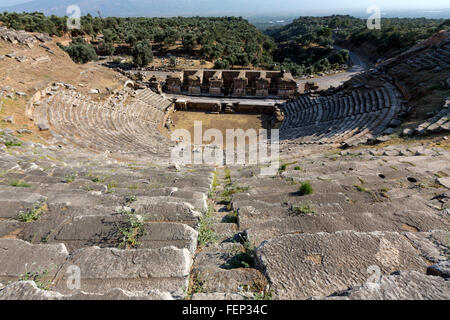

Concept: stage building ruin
[[165, 69, 298, 99]]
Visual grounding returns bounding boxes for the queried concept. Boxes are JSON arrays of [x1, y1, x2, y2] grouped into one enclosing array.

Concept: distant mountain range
[[1, 0, 449, 18]]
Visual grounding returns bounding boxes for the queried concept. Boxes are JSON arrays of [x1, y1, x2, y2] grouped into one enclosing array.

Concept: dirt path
[[296, 46, 369, 92]]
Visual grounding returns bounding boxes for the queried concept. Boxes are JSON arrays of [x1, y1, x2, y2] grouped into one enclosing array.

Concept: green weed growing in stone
[[290, 202, 315, 216], [118, 214, 146, 249], [17, 200, 48, 222], [4, 141, 22, 148], [64, 172, 78, 183], [221, 184, 250, 200], [223, 210, 238, 223], [227, 239, 255, 269], [10, 179, 31, 188], [198, 206, 218, 247]]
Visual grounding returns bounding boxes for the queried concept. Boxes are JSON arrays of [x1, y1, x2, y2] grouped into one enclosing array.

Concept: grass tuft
[[198, 206, 218, 247], [298, 181, 313, 195], [290, 202, 315, 216], [10, 179, 31, 188]]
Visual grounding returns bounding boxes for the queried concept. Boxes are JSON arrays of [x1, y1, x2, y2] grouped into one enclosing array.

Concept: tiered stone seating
[[135, 88, 172, 112], [280, 83, 403, 146], [0, 135, 213, 299], [406, 105, 450, 135], [406, 41, 450, 70], [30, 87, 175, 162], [223, 144, 450, 299]]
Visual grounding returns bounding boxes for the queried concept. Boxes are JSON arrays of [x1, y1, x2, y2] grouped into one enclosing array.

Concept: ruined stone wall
[[166, 69, 297, 99]]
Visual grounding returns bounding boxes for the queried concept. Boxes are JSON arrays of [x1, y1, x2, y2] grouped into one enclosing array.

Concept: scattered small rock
[[37, 122, 49, 131], [16, 129, 32, 134], [15, 56, 26, 63], [436, 177, 450, 190], [427, 261, 450, 279], [16, 91, 27, 97], [3, 116, 14, 124], [64, 84, 76, 90], [376, 135, 391, 143]]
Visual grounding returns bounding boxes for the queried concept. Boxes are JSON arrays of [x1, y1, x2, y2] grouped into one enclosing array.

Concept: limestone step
[[191, 266, 267, 294], [130, 199, 202, 226], [52, 246, 192, 298], [254, 230, 447, 300], [0, 239, 69, 284], [0, 281, 174, 300], [0, 191, 46, 219], [44, 215, 198, 254]]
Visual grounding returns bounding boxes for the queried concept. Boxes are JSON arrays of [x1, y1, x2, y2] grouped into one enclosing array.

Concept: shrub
[[214, 59, 230, 69], [298, 181, 313, 195], [132, 40, 153, 67], [64, 37, 98, 64], [99, 41, 115, 56]]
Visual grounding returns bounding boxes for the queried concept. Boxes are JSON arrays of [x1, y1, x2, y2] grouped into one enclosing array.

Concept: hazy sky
[[2, 0, 450, 10], [1, 0, 449, 17]]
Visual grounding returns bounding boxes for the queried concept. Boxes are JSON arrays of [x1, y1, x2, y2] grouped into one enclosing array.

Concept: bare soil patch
[[170, 110, 272, 149]]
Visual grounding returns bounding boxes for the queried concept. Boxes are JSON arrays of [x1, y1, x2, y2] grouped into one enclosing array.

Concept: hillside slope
[[0, 26, 127, 143], [367, 28, 449, 129]]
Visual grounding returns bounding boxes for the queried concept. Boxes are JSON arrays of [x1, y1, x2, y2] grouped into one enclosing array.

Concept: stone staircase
[[188, 168, 268, 300], [0, 134, 215, 300]]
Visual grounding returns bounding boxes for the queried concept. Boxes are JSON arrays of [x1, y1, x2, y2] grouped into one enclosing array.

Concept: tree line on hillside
[[1, 12, 448, 76], [0, 12, 274, 69], [346, 18, 450, 56], [266, 15, 449, 75]]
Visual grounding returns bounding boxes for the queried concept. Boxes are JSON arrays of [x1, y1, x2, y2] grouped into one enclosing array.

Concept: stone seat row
[[0, 143, 214, 299], [281, 87, 392, 130], [135, 88, 172, 112], [405, 106, 450, 136], [279, 84, 402, 146], [406, 42, 450, 70], [30, 90, 174, 161]]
